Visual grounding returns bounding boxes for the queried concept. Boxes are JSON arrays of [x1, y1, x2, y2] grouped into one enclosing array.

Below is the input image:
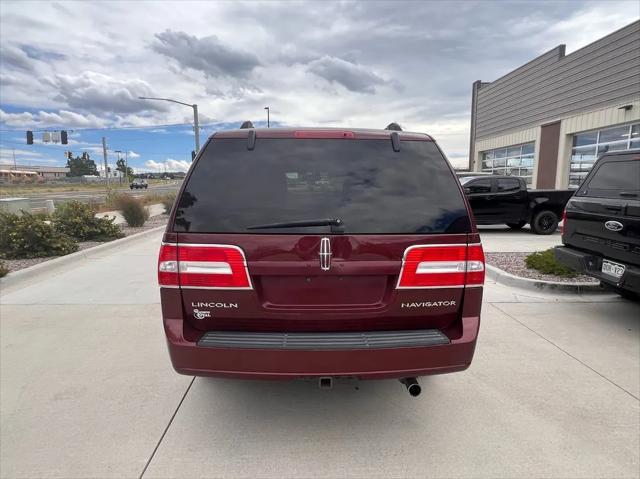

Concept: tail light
[[397, 243, 485, 289], [560, 208, 567, 235], [158, 243, 252, 289]]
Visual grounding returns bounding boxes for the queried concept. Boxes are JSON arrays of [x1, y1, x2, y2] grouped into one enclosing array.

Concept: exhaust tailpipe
[[319, 377, 333, 389], [400, 377, 421, 397]]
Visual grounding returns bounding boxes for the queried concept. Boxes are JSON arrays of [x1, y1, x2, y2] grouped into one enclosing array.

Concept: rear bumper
[[163, 316, 480, 380], [554, 246, 640, 294]]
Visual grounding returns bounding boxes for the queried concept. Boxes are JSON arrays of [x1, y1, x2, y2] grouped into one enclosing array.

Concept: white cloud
[[50, 71, 165, 114], [0, 108, 107, 128], [144, 158, 190, 172], [0, 0, 637, 163], [128, 150, 140, 158], [0, 148, 42, 159], [0, 109, 35, 127]]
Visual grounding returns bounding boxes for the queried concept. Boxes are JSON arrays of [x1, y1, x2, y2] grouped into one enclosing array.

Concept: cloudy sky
[[0, 0, 637, 171]]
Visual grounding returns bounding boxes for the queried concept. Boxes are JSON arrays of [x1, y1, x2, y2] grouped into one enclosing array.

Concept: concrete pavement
[[1, 231, 638, 478], [478, 224, 562, 253]]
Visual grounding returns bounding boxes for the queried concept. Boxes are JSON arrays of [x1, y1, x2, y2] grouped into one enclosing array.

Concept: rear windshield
[[578, 158, 640, 198], [174, 138, 470, 234]]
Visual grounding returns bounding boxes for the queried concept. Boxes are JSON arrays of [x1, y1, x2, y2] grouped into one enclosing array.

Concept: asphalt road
[[3, 182, 180, 209], [1, 230, 638, 479]]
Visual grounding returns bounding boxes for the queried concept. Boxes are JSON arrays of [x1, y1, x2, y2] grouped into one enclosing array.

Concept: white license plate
[[602, 260, 625, 279]]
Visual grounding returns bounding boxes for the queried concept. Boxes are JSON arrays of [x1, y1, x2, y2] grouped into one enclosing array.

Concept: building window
[[569, 122, 639, 188], [480, 142, 534, 185]]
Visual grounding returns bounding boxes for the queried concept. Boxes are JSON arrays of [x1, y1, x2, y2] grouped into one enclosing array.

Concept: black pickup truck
[[555, 150, 640, 298], [459, 175, 574, 234]]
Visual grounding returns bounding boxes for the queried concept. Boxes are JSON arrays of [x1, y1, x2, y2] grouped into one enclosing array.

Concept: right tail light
[[397, 243, 485, 289]]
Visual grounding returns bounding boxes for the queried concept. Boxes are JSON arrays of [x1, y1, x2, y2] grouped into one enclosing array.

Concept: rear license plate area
[[601, 260, 625, 279]]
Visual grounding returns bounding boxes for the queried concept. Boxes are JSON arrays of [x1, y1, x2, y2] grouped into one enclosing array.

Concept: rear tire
[[531, 210, 558, 235], [506, 221, 526, 230]]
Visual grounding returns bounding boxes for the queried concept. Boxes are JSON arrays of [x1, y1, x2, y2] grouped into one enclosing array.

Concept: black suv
[[555, 150, 640, 297]]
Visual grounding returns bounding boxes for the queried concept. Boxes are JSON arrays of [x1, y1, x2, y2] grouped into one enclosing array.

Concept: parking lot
[[1, 229, 638, 479]]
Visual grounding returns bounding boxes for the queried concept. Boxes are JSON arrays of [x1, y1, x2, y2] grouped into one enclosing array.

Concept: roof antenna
[[240, 120, 254, 129], [385, 122, 403, 131]]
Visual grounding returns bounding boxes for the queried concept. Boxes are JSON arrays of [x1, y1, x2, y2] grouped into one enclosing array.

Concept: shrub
[[115, 195, 149, 227], [161, 193, 176, 214], [0, 261, 8, 278], [525, 248, 577, 278], [0, 212, 78, 259], [53, 200, 123, 241]]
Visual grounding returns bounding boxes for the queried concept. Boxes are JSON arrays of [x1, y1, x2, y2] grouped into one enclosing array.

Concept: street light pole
[[138, 96, 201, 155], [264, 106, 270, 128]]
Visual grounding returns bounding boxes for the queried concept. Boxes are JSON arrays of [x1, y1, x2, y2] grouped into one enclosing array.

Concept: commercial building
[[469, 21, 640, 188], [0, 163, 69, 182]]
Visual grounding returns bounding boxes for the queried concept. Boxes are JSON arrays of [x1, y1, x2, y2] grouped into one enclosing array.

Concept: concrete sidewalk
[[1, 230, 638, 478]]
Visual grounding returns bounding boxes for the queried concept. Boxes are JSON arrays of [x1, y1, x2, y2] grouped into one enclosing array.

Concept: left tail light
[[397, 243, 485, 289], [158, 243, 252, 289]]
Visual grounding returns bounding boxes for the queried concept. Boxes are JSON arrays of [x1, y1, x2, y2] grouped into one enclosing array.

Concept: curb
[[485, 263, 605, 294], [1, 225, 165, 290]]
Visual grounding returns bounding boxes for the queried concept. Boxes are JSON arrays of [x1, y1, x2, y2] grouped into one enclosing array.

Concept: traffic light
[[191, 150, 196, 161], [61, 130, 68, 144], [26, 131, 33, 144]]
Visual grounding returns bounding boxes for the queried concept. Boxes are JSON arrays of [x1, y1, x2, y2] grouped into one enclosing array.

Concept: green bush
[[0, 261, 8, 278], [115, 195, 149, 227], [162, 193, 176, 214], [0, 212, 78, 259], [525, 248, 577, 278], [53, 200, 123, 241]]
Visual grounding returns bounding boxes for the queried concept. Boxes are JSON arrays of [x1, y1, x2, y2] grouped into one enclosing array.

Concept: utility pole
[[12, 148, 17, 170], [125, 150, 129, 183], [102, 137, 110, 189], [193, 104, 200, 153]]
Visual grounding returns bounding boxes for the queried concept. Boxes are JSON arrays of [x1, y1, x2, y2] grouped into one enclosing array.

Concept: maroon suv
[[159, 125, 484, 395]]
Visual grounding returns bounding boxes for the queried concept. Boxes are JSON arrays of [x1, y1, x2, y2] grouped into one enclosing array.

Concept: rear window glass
[[579, 159, 640, 198], [497, 178, 520, 192], [465, 178, 492, 194], [174, 138, 470, 234]]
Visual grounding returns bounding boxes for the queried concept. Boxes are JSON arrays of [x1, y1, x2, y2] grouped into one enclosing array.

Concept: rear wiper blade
[[247, 218, 344, 233]]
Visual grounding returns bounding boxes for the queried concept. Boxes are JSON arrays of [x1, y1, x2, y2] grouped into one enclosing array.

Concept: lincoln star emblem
[[319, 237, 332, 271], [604, 220, 623, 232]]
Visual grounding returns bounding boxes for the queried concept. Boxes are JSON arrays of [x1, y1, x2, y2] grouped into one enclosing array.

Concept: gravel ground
[[485, 252, 598, 284], [2, 215, 167, 274]]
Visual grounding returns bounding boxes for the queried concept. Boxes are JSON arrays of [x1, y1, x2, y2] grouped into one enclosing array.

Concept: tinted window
[[497, 178, 520, 192], [580, 159, 640, 198], [466, 179, 492, 194], [174, 138, 470, 234]]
